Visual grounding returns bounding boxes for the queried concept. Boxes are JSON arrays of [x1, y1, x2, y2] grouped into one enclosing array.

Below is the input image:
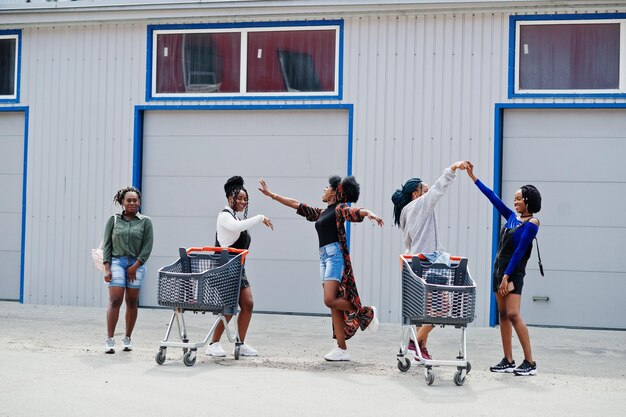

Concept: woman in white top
[[391, 161, 467, 360], [205, 176, 273, 358]]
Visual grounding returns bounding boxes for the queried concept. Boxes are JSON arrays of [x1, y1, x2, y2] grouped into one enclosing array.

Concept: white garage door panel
[[536, 226, 624, 272], [0, 176, 22, 213], [144, 135, 347, 178], [145, 111, 348, 137], [141, 109, 348, 313], [504, 109, 626, 138], [0, 252, 20, 300], [246, 259, 324, 314], [0, 213, 21, 250], [502, 137, 625, 183], [0, 139, 23, 174], [0, 112, 24, 301], [504, 108, 625, 329], [502, 182, 626, 228], [522, 270, 625, 329]]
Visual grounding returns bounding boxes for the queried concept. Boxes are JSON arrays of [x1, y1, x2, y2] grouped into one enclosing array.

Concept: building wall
[[3, 3, 625, 325]]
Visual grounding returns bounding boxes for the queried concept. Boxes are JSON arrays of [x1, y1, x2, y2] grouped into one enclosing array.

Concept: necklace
[[520, 214, 532, 219]]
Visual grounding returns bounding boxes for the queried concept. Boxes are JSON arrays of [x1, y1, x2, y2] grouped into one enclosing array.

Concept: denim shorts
[[319, 242, 344, 283], [109, 256, 146, 289]]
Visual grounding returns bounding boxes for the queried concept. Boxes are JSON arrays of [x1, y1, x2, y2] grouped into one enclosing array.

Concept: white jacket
[[399, 167, 457, 254], [216, 206, 264, 248]]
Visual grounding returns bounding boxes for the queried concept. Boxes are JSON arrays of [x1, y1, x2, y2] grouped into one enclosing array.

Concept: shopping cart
[[154, 246, 248, 367], [397, 254, 476, 385]]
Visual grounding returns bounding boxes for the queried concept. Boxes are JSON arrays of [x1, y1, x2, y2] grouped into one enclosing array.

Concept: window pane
[[519, 23, 620, 90], [247, 30, 336, 93], [155, 32, 240, 94], [0, 38, 16, 96]]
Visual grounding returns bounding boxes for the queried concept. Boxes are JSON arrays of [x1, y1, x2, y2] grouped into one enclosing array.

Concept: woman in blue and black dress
[[259, 176, 383, 362], [465, 161, 541, 376]]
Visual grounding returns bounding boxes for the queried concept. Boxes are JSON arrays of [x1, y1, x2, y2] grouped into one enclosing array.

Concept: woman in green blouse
[[101, 186, 154, 354]]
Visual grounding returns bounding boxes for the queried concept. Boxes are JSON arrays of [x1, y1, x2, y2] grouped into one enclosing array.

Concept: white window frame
[[0, 34, 19, 101], [150, 25, 341, 99], [514, 19, 626, 96]]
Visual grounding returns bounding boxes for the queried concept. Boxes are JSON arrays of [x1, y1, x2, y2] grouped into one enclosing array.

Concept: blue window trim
[[132, 103, 354, 241], [490, 102, 626, 325], [0, 29, 22, 103], [508, 13, 626, 99], [0, 107, 29, 302], [145, 19, 344, 102]]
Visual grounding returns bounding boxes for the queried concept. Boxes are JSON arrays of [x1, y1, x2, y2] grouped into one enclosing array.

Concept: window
[[148, 21, 341, 100], [0, 31, 20, 101], [511, 15, 626, 97]]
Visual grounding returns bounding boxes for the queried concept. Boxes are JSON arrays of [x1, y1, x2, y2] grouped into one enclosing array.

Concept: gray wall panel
[[9, 3, 625, 329]]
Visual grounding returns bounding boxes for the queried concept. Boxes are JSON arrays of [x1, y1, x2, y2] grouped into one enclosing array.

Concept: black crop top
[[315, 203, 339, 247]]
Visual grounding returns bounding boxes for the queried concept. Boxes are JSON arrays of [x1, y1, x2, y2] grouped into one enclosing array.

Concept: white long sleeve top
[[399, 167, 457, 254], [216, 206, 264, 248]]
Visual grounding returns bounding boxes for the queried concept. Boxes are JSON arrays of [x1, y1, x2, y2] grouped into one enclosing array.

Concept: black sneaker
[[490, 357, 516, 373], [514, 359, 537, 376]]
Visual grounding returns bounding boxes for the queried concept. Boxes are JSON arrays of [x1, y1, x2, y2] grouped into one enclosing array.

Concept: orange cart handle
[[186, 246, 249, 263], [401, 254, 464, 261]]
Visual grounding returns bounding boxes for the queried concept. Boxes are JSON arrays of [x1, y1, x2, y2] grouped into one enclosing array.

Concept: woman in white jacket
[[205, 176, 273, 358], [391, 161, 467, 360]]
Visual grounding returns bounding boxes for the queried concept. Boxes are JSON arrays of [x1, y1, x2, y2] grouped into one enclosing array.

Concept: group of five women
[[99, 160, 541, 376]]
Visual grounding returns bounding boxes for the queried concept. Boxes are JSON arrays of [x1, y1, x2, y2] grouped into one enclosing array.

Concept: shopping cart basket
[[396, 254, 476, 385], [154, 246, 248, 367]]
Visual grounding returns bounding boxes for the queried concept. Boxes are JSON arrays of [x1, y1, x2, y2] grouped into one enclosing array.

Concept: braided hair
[[224, 175, 249, 219], [520, 184, 542, 214], [113, 186, 141, 206], [391, 178, 422, 226]]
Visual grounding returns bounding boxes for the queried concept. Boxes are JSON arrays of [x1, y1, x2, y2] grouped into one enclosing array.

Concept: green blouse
[[102, 212, 154, 265]]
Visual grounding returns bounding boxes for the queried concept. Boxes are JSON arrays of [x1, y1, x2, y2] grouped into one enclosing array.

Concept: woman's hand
[[263, 216, 274, 230], [499, 274, 511, 296], [362, 210, 384, 226], [451, 160, 468, 172], [258, 178, 274, 199], [103, 264, 112, 282], [127, 263, 139, 282], [465, 161, 477, 182]]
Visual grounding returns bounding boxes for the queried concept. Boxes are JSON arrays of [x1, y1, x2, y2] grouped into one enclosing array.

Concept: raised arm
[[465, 162, 513, 219], [258, 178, 300, 210], [420, 161, 467, 212]]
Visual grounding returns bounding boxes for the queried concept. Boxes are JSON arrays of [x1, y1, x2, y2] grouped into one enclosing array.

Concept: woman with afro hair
[[464, 161, 541, 376], [259, 175, 383, 362], [205, 176, 274, 358]]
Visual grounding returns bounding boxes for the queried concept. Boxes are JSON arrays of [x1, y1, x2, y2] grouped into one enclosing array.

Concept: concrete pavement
[[0, 301, 624, 417]]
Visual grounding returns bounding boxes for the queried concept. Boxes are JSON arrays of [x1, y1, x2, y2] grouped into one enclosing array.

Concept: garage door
[[140, 109, 349, 315], [503, 108, 625, 329], [0, 111, 25, 301]]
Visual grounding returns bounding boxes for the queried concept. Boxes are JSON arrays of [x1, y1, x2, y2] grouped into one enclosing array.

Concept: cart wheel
[[234, 344, 241, 360], [424, 368, 435, 385], [183, 351, 197, 367], [155, 348, 166, 365], [397, 357, 411, 372], [454, 370, 466, 386], [466, 362, 472, 374]]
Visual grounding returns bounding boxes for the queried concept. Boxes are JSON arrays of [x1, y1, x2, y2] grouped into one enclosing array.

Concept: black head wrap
[[391, 178, 422, 226]]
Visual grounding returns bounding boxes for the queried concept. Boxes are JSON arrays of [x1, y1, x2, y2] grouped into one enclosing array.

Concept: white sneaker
[[367, 306, 380, 333], [105, 338, 115, 354], [205, 342, 226, 357], [324, 347, 351, 362], [238, 343, 258, 357], [122, 336, 133, 352]]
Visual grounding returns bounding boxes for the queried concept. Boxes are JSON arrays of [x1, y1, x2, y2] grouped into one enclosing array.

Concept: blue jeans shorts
[[109, 256, 146, 289], [319, 242, 344, 283]]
